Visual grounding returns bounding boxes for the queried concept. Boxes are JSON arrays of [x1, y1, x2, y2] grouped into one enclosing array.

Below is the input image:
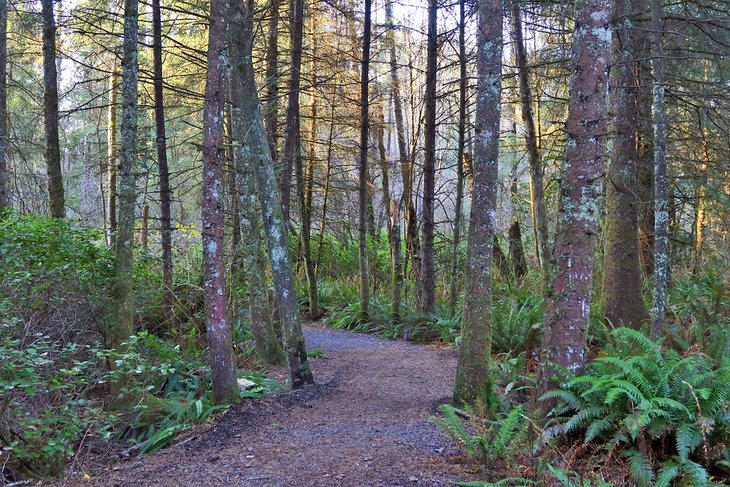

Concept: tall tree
[[448, 0, 467, 318], [418, 0, 437, 314], [508, 0, 549, 278], [152, 0, 174, 315], [228, 1, 284, 366], [280, 0, 304, 226], [111, 0, 139, 351], [227, 0, 314, 388], [201, 0, 238, 404], [264, 0, 281, 162], [649, 0, 668, 339], [453, 0, 502, 410], [357, 0, 372, 321], [385, 2, 419, 286], [107, 67, 118, 245], [535, 0, 614, 406], [41, 0, 65, 218], [601, 0, 649, 329], [295, 6, 320, 320], [0, 0, 9, 213]]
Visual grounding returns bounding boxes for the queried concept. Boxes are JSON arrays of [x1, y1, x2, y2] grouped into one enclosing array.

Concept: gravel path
[[63, 323, 477, 486]]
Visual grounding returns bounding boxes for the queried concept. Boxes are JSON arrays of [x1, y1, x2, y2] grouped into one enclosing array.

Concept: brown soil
[[57, 323, 479, 487]]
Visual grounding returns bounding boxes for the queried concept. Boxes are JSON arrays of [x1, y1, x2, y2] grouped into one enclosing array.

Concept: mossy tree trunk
[[601, 0, 649, 329], [453, 0, 502, 412], [227, 0, 314, 388]]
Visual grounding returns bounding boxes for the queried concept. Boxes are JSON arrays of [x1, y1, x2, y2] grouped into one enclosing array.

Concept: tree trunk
[[649, 0, 668, 340], [264, 0, 281, 164], [535, 0, 613, 409], [508, 220, 527, 280], [227, 0, 314, 388], [601, 0, 649, 329], [0, 0, 9, 213], [280, 0, 304, 227], [296, 10, 320, 320], [448, 0, 467, 318], [418, 0, 437, 314], [377, 104, 402, 323], [315, 100, 336, 272], [41, 0, 65, 218], [385, 1, 419, 286], [201, 0, 238, 404], [508, 0, 549, 279], [453, 0, 502, 411], [152, 0, 174, 315], [107, 67, 118, 245], [229, 47, 283, 366], [111, 0, 139, 352], [358, 0, 372, 321]]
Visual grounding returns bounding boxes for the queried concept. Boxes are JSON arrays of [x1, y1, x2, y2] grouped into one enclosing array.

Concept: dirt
[[57, 323, 479, 487]]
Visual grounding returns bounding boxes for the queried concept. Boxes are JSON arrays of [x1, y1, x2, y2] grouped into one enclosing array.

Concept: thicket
[[0, 214, 278, 480]]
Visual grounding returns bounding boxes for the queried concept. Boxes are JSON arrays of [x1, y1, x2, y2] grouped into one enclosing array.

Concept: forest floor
[[54, 323, 479, 487]]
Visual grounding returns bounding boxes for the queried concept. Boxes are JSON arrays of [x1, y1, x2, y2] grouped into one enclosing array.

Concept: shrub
[[542, 328, 730, 486]]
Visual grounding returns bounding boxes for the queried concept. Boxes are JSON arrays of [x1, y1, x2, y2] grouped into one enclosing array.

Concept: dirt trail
[[66, 323, 477, 486]]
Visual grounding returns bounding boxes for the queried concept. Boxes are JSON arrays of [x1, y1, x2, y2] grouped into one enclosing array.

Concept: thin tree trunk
[[315, 100, 335, 272], [508, 220, 527, 280], [111, 0, 139, 352], [0, 0, 10, 213], [229, 52, 283, 366], [448, 0, 467, 318], [107, 67, 118, 245], [264, 0, 281, 163], [693, 61, 710, 274], [453, 0, 502, 411], [280, 0, 304, 227], [509, 0, 549, 278], [228, 0, 314, 388], [377, 104, 402, 323], [202, 0, 238, 404], [358, 0, 372, 321], [296, 10, 320, 319], [601, 0, 649, 329], [141, 204, 149, 252], [41, 0, 65, 218], [649, 0, 668, 339], [418, 0, 437, 314], [152, 0, 174, 314], [535, 0, 614, 410], [385, 1, 419, 285]]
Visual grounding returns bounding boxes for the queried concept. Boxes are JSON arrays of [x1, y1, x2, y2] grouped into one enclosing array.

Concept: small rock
[[409, 476, 419, 482], [237, 378, 256, 391]]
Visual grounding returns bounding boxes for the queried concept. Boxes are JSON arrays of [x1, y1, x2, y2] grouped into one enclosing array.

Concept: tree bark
[[264, 0, 281, 163], [601, 0, 649, 329], [508, 220, 527, 280], [201, 0, 239, 404], [448, 0, 467, 318], [296, 10, 320, 320], [41, 0, 65, 218], [0, 0, 9, 213], [227, 0, 314, 388], [649, 0, 668, 340], [280, 0, 304, 227], [111, 0, 139, 352], [228, 40, 283, 366], [358, 0, 372, 321], [508, 0, 549, 278], [152, 0, 174, 315], [535, 0, 614, 408], [453, 0, 502, 411], [107, 67, 118, 246], [418, 0, 437, 314]]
